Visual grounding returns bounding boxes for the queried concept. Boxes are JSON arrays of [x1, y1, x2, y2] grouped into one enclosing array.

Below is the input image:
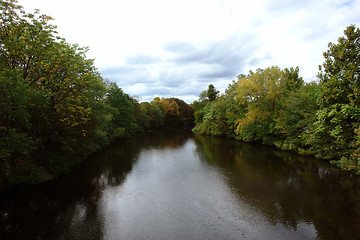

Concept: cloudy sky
[[19, 0, 360, 102]]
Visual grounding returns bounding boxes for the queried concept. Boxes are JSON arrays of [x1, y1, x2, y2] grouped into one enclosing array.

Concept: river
[[0, 126, 359, 239]]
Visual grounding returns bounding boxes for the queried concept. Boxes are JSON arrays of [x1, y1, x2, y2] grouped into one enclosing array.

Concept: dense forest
[[0, 0, 193, 190], [193, 25, 360, 174]]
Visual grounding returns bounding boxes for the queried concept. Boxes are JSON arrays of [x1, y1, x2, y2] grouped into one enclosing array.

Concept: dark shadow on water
[[0, 125, 193, 240], [194, 134, 360, 240]]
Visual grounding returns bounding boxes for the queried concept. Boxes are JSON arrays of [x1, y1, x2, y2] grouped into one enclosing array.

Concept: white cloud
[[18, 0, 360, 102]]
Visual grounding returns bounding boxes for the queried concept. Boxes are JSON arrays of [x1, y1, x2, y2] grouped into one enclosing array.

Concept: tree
[[312, 25, 360, 172], [169, 98, 194, 120], [0, 0, 104, 148], [194, 97, 233, 136], [193, 80, 245, 136], [139, 102, 164, 129], [318, 25, 360, 107], [281, 67, 304, 93], [0, 0, 109, 186], [207, 84, 219, 102], [235, 67, 283, 143], [193, 67, 306, 142], [198, 90, 208, 102], [0, 70, 36, 165], [151, 97, 180, 121], [106, 83, 139, 137], [274, 82, 320, 152]]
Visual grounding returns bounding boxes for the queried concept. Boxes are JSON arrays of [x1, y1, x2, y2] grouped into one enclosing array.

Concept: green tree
[[0, 71, 36, 165], [192, 84, 219, 127], [195, 97, 233, 136], [0, 0, 103, 147], [0, 0, 109, 186], [106, 83, 139, 137], [207, 84, 219, 102], [280, 67, 304, 93], [139, 102, 164, 129], [193, 79, 245, 136], [233, 66, 308, 144], [318, 25, 360, 107], [274, 82, 320, 152], [312, 25, 360, 172]]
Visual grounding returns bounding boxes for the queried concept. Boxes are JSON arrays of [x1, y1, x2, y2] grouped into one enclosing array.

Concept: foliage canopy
[[193, 25, 360, 173], [0, 0, 193, 190]]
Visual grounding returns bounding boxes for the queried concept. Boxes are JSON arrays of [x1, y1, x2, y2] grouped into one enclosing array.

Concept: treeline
[[193, 25, 360, 174], [0, 0, 193, 190]]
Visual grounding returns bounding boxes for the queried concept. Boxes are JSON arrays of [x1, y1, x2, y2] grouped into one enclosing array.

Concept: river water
[[1, 127, 359, 239]]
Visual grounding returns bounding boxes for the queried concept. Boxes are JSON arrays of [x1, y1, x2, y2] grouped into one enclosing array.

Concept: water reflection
[[0, 128, 359, 240], [0, 134, 139, 239], [194, 135, 360, 240], [0, 127, 194, 240]]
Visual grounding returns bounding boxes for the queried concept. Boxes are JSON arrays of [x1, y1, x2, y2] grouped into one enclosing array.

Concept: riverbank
[[0, 121, 195, 193], [1, 1, 198, 193], [192, 70, 360, 174]]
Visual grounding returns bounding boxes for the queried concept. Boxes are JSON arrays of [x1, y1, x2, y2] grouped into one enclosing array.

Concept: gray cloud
[[141, 87, 172, 96], [99, 34, 261, 102], [158, 71, 185, 88], [101, 65, 138, 76], [162, 42, 195, 54], [126, 54, 161, 65], [97, 1, 360, 103], [164, 34, 257, 82], [168, 42, 247, 66], [198, 67, 239, 80], [249, 53, 273, 66], [101, 65, 157, 87]]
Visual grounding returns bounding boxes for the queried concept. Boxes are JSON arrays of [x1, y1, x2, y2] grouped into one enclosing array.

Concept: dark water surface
[[1, 127, 360, 239]]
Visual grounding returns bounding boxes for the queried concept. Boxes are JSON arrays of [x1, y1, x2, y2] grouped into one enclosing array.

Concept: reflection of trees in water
[[194, 134, 360, 240], [0, 136, 141, 239], [6, 127, 358, 240], [0, 125, 194, 240], [129, 125, 194, 150], [0, 173, 105, 240]]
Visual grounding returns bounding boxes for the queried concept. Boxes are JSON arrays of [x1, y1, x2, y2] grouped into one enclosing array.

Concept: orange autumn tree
[[151, 97, 180, 121]]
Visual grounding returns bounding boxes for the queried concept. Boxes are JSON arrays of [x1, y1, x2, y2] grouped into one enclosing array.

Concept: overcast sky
[[19, 0, 360, 102]]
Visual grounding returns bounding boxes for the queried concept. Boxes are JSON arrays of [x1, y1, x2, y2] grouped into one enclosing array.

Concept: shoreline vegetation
[[192, 25, 360, 176], [0, 0, 194, 191], [1, 0, 359, 191]]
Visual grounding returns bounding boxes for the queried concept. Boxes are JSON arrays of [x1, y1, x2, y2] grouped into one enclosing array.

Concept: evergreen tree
[[207, 84, 219, 102]]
